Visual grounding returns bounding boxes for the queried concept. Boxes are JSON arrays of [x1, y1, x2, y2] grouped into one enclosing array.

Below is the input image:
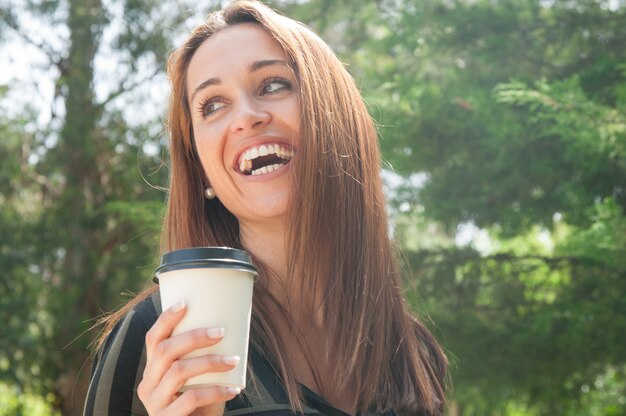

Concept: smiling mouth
[[238, 143, 295, 176]]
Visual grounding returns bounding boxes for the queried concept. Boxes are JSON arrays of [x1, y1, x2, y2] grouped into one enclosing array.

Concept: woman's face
[[187, 23, 300, 225]]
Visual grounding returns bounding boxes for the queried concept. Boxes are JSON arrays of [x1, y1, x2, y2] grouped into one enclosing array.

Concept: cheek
[[192, 126, 225, 179], [278, 100, 301, 137]]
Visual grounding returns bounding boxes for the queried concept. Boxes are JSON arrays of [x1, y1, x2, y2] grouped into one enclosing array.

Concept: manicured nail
[[222, 355, 241, 366], [171, 301, 186, 313], [227, 386, 241, 395], [206, 327, 225, 339]]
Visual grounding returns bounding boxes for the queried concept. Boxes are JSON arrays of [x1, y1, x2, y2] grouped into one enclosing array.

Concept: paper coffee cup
[[155, 247, 257, 390]]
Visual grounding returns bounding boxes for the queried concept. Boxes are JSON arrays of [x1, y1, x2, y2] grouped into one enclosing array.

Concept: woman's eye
[[198, 98, 227, 118], [261, 78, 291, 95]]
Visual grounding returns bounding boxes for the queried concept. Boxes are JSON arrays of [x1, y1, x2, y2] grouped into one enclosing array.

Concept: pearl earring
[[204, 187, 216, 200]]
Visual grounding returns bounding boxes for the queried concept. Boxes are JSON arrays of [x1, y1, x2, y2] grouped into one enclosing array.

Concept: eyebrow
[[190, 59, 289, 104], [249, 59, 288, 72]]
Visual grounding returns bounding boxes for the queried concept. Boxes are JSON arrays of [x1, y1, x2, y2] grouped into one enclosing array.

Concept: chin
[[230, 198, 290, 224], [247, 202, 289, 220], [248, 192, 289, 215]]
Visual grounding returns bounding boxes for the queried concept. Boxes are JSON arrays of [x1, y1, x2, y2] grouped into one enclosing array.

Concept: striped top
[[83, 292, 397, 416]]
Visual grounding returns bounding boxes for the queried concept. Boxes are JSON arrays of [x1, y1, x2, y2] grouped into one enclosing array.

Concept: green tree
[[0, 0, 205, 413], [356, 1, 626, 414]]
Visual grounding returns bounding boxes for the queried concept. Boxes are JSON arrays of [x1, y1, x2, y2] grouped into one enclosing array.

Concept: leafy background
[[0, 0, 624, 415]]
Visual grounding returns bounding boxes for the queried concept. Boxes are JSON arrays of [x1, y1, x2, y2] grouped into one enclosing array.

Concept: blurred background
[[1, 0, 625, 415]]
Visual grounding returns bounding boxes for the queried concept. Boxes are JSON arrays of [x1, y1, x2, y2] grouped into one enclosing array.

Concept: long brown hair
[[97, 1, 446, 414]]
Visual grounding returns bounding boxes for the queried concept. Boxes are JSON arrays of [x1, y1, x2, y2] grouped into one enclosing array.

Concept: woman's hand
[[137, 301, 241, 416]]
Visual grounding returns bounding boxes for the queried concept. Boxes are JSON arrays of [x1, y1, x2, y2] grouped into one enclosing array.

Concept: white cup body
[[158, 267, 255, 390]]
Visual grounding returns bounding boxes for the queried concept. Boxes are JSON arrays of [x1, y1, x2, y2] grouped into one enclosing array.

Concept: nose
[[229, 95, 271, 134]]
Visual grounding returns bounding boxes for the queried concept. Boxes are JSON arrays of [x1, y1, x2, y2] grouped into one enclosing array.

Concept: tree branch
[[412, 250, 595, 270], [98, 65, 163, 109], [0, 7, 63, 66]]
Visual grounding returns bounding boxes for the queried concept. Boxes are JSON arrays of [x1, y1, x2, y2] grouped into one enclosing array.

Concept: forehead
[[187, 23, 287, 92]]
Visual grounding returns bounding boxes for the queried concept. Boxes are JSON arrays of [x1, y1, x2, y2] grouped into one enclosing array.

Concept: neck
[[239, 218, 324, 326], [239, 218, 292, 304]]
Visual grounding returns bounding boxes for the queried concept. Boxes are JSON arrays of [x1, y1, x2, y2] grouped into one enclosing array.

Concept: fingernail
[[227, 386, 241, 395], [206, 327, 225, 339], [222, 355, 240, 366], [171, 301, 186, 313]]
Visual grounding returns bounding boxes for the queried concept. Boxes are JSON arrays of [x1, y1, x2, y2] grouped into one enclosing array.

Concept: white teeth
[[242, 144, 293, 161], [249, 163, 286, 176], [239, 143, 295, 174]]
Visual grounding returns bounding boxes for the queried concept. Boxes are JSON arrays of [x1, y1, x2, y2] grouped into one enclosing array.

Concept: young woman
[[84, 1, 447, 415]]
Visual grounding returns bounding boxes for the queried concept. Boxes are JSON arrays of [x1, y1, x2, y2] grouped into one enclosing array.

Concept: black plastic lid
[[154, 247, 257, 282]]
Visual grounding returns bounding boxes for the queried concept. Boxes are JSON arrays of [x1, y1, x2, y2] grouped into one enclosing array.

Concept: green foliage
[[558, 198, 626, 270], [0, 382, 59, 416], [384, 1, 625, 413], [0, 0, 174, 414]]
